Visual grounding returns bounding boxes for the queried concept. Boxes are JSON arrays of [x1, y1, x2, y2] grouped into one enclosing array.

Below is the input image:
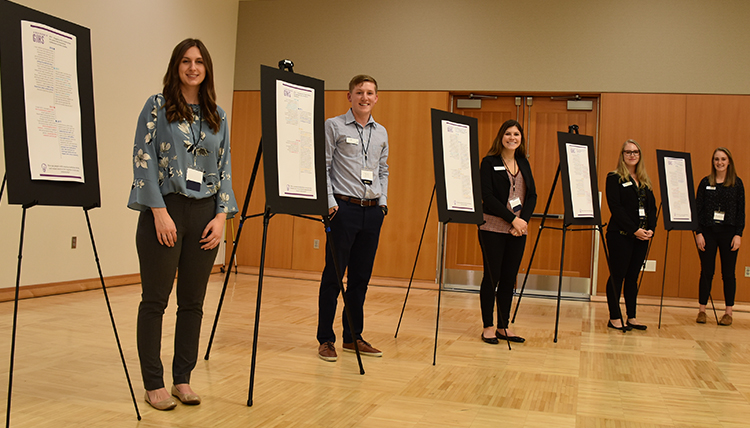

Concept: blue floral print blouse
[[128, 94, 238, 218]]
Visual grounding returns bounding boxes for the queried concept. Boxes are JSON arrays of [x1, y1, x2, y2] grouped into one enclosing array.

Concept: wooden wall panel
[[683, 95, 750, 304], [597, 94, 688, 298], [231, 90, 450, 281]]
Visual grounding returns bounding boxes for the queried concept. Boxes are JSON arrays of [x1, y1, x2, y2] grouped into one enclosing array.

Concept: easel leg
[[83, 208, 141, 420], [6, 207, 27, 428], [554, 227, 568, 343], [709, 294, 719, 324], [395, 184, 435, 338], [658, 230, 670, 329], [247, 209, 273, 406]]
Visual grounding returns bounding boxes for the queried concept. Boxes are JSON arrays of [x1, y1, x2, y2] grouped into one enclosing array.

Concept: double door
[[442, 94, 600, 297]]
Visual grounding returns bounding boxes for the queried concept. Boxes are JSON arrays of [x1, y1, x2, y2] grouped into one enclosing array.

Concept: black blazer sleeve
[[735, 177, 745, 236], [646, 187, 657, 231], [606, 172, 640, 235], [480, 155, 536, 224]]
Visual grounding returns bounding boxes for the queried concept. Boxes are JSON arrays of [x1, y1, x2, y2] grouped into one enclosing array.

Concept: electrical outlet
[[313, 239, 320, 249], [642, 260, 656, 272], [745, 266, 750, 277], [71, 236, 77, 249]]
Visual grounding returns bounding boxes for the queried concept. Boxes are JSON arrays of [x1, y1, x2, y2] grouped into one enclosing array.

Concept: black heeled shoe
[[495, 330, 525, 343], [481, 334, 499, 344], [607, 321, 632, 331], [626, 321, 647, 331]]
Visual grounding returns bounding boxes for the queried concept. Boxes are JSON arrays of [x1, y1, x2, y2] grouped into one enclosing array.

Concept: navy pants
[[698, 225, 738, 307], [136, 194, 218, 390], [605, 230, 648, 320], [317, 198, 384, 344]]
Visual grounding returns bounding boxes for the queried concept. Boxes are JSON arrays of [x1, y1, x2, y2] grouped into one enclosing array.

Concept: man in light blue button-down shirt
[[316, 75, 389, 362]]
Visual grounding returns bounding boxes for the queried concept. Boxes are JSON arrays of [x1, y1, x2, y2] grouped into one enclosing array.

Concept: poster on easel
[[557, 132, 602, 225], [430, 109, 482, 224], [0, 0, 100, 207], [260, 64, 327, 216], [656, 149, 697, 231]]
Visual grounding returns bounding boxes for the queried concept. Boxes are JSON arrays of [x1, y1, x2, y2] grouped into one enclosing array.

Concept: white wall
[[234, 0, 750, 94], [0, 0, 240, 287]]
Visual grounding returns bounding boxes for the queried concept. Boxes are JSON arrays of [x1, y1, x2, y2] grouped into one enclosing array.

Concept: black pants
[[698, 225, 738, 307], [317, 198, 384, 344], [478, 230, 527, 329], [136, 194, 218, 391], [605, 231, 648, 320]]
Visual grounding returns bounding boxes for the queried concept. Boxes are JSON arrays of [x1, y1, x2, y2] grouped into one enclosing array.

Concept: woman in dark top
[[695, 147, 744, 326], [478, 120, 537, 344], [605, 139, 656, 331]]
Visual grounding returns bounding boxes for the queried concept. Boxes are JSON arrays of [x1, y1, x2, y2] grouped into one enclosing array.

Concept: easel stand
[[3, 176, 141, 427], [511, 164, 612, 342], [203, 141, 364, 407]]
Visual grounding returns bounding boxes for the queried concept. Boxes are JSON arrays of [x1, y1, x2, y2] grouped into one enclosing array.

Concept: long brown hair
[[162, 38, 220, 133], [487, 120, 526, 158], [709, 147, 737, 187], [612, 139, 652, 189]]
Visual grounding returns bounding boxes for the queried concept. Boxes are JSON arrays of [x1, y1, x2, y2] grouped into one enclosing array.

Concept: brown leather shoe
[[171, 384, 201, 405], [696, 311, 707, 324], [144, 391, 177, 411], [719, 314, 733, 326], [318, 342, 337, 361], [342, 339, 382, 357]]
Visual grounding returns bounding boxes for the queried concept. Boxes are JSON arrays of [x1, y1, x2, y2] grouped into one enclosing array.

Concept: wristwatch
[[381, 205, 388, 216]]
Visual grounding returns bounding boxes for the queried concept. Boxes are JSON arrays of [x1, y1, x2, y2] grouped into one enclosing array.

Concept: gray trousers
[[136, 194, 218, 390]]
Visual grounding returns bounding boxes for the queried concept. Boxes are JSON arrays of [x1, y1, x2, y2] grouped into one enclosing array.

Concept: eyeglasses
[[623, 150, 640, 157]]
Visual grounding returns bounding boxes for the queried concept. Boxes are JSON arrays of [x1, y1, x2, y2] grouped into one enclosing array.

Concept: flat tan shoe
[[719, 314, 733, 326], [171, 385, 201, 405], [696, 312, 707, 324], [144, 391, 177, 410]]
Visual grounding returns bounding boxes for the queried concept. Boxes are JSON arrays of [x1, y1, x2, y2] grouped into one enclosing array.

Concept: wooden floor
[[1, 273, 749, 427]]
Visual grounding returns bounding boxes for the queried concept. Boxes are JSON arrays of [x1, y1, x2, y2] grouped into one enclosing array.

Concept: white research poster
[[276, 80, 317, 199], [664, 156, 692, 222], [565, 143, 595, 218], [441, 120, 475, 212], [21, 21, 84, 182]]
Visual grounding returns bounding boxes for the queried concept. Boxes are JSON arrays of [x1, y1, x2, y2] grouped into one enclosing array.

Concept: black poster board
[[260, 65, 327, 216], [557, 132, 601, 225], [0, 0, 100, 208], [656, 149, 697, 231], [430, 109, 482, 224]]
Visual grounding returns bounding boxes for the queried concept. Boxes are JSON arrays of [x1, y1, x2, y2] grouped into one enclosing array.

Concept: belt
[[334, 194, 379, 207]]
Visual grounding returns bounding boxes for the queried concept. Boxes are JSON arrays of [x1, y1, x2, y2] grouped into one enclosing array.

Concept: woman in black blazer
[[605, 139, 656, 331], [478, 119, 537, 344]]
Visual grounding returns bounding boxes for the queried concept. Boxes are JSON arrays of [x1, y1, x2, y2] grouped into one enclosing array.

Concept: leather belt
[[334, 194, 378, 207]]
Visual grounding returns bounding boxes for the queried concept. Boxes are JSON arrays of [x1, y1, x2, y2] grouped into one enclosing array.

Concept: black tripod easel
[[394, 185, 514, 361], [203, 61, 365, 407], [2, 174, 141, 427], [511, 126, 612, 342]]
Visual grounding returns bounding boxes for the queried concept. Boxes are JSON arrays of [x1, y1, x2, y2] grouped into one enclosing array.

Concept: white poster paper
[[565, 143, 594, 218], [276, 80, 316, 199], [441, 120, 474, 212], [21, 21, 84, 182], [664, 156, 692, 222]]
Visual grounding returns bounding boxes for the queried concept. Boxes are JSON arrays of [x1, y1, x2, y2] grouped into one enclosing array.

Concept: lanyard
[[355, 122, 372, 164], [188, 108, 203, 165], [502, 157, 518, 192]]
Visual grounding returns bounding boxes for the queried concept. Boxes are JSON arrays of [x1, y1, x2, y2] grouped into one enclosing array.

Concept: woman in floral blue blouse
[[128, 38, 238, 410]]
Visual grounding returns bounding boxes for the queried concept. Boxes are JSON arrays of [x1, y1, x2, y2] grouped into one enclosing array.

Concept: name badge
[[494, 166, 506, 171], [622, 181, 633, 187], [509, 197, 522, 213], [186, 167, 203, 191], [714, 211, 725, 222], [346, 137, 359, 145], [639, 208, 646, 217], [706, 186, 716, 190], [361, 169, 374, 185]]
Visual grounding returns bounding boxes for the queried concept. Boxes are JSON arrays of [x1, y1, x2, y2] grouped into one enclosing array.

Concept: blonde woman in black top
[[695, 147, 744, 326], [604, 140, 656, 331]]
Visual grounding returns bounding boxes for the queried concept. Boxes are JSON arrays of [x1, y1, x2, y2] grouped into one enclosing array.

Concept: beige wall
[[0, 0, 239, 287], [234, 0, 750, 94]]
